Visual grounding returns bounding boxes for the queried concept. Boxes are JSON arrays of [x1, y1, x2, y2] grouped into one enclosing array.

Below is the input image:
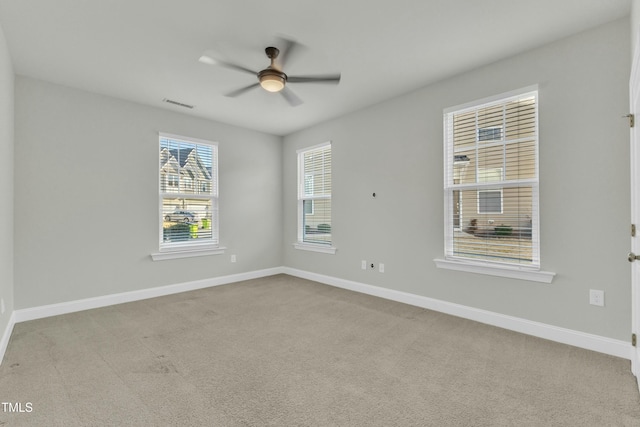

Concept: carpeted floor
[[1, 274, 639, 426]]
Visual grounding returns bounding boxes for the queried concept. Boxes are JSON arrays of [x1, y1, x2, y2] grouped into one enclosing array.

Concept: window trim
[[295, 141, 336, 254], [438, 86, 551, 281], [154, 132, 224, 260], [433, 257, 555, 283], [151, 245, 226, 261], [293, 242, 337, 254]]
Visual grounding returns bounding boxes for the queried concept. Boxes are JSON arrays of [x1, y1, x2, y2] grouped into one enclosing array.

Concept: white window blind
[[159, 133, 218, 250], [443, 89, 539, 268], [298, 143, 332, 245]]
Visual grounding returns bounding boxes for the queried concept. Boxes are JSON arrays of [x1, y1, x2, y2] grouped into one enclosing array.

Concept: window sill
[[294, 243, 337, 254], [433, 258, 555, 283], [151, 246, 226, 261]]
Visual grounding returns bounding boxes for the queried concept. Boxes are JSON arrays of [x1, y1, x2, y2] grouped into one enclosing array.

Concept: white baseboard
[[13, 267, 284, 323], [283, 267, 632, 360], [0, 312, 16, 364], [1, 266, 631, 365]]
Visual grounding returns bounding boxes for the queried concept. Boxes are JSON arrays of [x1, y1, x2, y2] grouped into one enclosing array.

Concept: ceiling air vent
[[162, 98, 194, 109]]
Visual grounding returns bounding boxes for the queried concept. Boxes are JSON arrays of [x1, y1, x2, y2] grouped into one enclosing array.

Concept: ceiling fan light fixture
[[258, 69, 286, 92]]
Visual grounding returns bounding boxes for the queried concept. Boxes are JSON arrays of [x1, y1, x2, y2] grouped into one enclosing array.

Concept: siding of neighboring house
[[458, 187, 533, 232], [454, 97, 536, 234], [160, 147, 212, 195]]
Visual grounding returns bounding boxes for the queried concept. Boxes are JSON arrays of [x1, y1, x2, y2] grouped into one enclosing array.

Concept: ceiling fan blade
[[287, 74, 341, 84], [276, 37, 303, 69], [225, 83, 260, 98], [199, 54, 257, 76], [214, 59, 258, 76], [280, 87, 303, 107]]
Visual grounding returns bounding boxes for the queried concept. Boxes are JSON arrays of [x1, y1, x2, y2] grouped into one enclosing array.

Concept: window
[[296, 142, 335, 253], [477, 167, 503, 214], [478, 126, 503, 141], [478, 190, 503, 214], [442, 88, 540, 270], [157, 133, 220, 257]]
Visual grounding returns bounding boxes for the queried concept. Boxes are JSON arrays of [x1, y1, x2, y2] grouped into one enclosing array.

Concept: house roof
[[166, 148, 194, 169], [161, 147, 212, 180]]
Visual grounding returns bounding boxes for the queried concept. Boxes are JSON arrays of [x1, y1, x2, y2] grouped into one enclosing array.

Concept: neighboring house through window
[[478, 126, 503, 141], [157, 133, 219, 257], [441, 87, 540, 270], [295, 142, 336, 254], [477, 167, 503, 214], [303, 174, 315, 215], [167, 174, 179, 190]]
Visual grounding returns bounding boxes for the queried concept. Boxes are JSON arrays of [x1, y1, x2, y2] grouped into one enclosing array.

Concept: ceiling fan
[[199, 38, 341, 107]]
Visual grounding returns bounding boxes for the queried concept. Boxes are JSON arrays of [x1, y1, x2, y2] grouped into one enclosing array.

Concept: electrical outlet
[[589, 289, 605, 307], [361, 260, 367, 270], [379, 263, 385, 273], [370, 263, 375, 269], [231, 254, 237, 263], [0, 298, 4, 315]]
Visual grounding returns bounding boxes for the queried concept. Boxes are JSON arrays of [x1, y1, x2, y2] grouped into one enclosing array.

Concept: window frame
[[436, 86, 554, 283], [295, 141, 336, 254], [152, 132, 224, 261]]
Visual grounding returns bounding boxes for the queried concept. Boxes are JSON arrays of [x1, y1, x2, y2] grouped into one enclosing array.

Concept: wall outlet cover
[[589, 289, 604, 307]]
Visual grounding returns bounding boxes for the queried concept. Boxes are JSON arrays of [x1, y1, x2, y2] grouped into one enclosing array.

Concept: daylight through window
[[298, 143, 332, 246], [443, 89, 539, 268], [159, 133, 218, 250]]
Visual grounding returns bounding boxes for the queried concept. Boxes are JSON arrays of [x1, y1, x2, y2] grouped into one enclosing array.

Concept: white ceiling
[[0, 0, 631, 136]]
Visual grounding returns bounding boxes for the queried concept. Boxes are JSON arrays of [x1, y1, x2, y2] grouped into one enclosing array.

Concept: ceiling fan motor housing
[[258, 68, 287, 92]]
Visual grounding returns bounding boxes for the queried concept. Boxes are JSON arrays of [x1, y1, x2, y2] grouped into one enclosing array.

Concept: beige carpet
[[1, 274, 639, 426]]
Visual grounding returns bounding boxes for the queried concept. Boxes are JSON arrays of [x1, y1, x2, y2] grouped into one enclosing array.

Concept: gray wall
[[14, 77, 283, 309], [632, 0, 640, 56], [0, 23, 14, 334], [283, 19, 632, 341]]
